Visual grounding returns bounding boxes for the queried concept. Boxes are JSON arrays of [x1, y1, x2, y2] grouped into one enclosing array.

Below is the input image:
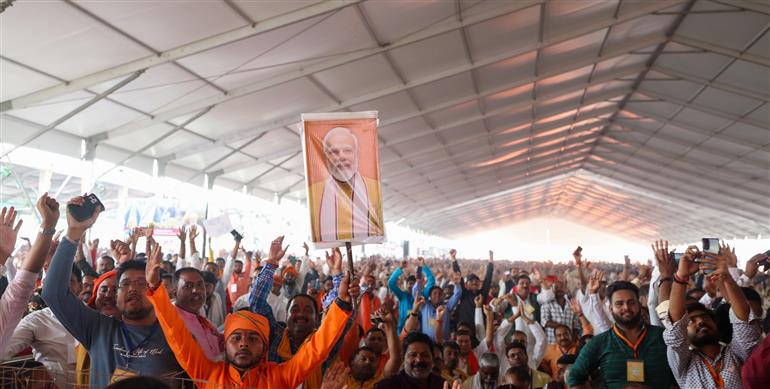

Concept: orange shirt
[[227, 260, 252, 303], [540, 343, 578, 380], [148, 284, 351, 389], [357, 292, 381, 334]]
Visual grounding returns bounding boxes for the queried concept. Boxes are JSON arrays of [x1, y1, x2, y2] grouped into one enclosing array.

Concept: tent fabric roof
[[1, 0, 768, 243]]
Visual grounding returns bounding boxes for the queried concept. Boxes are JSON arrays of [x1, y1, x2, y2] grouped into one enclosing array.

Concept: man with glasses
[[42, 196, 184, 388]]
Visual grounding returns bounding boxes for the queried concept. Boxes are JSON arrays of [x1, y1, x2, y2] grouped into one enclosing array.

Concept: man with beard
[[540, 325, 578, 380], [146, 240, 357, 389], [451, 249, 494, 329], [374, 332, 445, 389], [505, 341, 550, 389], [249, 237, 350, 388], [43, 196, 184, 388], [462, 352, 499, 389], [440, 341, 469, 383], [345, 309, 401, 388], [540, 280, 579, 344], [173, 267, 223, 361], [567, 281, 673, 389], [664, 244, 760, 388], [79, 273, 97, 302]]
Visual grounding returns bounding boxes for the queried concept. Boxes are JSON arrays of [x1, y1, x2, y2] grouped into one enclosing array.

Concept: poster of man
[[301, 111, 385, 248]]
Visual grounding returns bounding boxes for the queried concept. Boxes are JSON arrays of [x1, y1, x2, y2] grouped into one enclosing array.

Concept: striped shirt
[[663, 309, 761, 389]]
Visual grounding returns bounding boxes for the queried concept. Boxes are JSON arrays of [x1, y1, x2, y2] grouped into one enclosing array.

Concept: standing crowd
[[1, 193, 770, 388]]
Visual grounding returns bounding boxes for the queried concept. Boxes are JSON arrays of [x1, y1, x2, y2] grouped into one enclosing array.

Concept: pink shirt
[[174, 305, 224, 361], [0, 269, 38, 352]]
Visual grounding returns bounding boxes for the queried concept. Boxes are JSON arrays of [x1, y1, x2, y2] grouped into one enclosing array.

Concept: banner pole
[[345, 241, 354, 276]]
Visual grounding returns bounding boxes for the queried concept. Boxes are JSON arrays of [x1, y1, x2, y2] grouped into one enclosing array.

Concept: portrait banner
[[301, 111, 385, 249]]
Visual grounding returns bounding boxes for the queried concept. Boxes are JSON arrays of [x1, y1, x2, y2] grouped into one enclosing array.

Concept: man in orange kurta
[[539, 325, 579, 380], [147, 264, 356, 389]]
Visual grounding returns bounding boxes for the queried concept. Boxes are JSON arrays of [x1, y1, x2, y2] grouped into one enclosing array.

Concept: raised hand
[[436, 304, 446, 319], [488, 250, 494, 262], [719, 241, 737, 268], [414, 295, 426, 310], [745, 252, 769, 279], [320, 360, 350, 389], [651, 239, 675, 277], [443, 379, 462, 389], [418, 256, 425, 267], [338, 272, 358, 303], [110, 240, 132, 264], [189, 224, 199, 240], [266, 236, 288, 266], [127, 227, 141, 246], [0, 206, 23, 262], [146, 242, 163, 289], [573, 246, 583, 266], [677, 245, 702, 278], [65, 195, 101, 240], [303, 242, 309, 257], [177, 226, 187, 241], [145, 224, 155, 239], [570, 295, 583, 316], [37, 193, 60, 230], [588, 270, 605, 294], [474, 294, 483, 308], [449, 249, 457, 260]]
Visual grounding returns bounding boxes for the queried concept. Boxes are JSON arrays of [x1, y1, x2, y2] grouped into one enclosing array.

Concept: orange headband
[[224, 310, 270, 346], [87, 270, 117, 307]]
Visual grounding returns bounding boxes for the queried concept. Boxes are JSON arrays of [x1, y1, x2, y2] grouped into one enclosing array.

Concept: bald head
[[323, 127, 359, 182]]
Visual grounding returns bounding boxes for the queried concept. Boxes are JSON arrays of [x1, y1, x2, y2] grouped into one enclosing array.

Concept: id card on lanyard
[[613, 324, 648, 383], [113, 321, 160, 380]]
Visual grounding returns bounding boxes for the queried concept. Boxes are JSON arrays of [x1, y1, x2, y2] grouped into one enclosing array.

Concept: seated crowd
[[1, 193, 770, 388]]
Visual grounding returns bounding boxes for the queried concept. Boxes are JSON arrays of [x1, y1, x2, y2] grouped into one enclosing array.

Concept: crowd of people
[[1, 193, 770, 388]]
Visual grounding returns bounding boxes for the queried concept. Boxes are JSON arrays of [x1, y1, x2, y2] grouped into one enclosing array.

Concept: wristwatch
[[39, 227, 56, 236]]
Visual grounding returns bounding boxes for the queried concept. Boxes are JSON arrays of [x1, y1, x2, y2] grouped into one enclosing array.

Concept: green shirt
[[567, 324, 674, 389]]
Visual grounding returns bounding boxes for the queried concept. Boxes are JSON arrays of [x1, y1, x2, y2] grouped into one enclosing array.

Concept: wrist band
[[658, 277, 673, 284], [673, 274, 689, 285]]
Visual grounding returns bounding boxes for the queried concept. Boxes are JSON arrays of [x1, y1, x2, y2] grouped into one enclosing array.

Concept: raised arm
[[176, 226, 187, 260], [249, 236, 287, 321], [573, 247, 587, 293], [387, 265, 407, 300], [420, 257, 436, 297], [41, 195, 106, 348], [380, 307, 402, 377], [188, 225, 199, 257], [147, 245, 217, 381], [651, 240, 675, 303], [277, 272, 356, 388], [480, 250, 494, 296], [670, 245, 701, 323]]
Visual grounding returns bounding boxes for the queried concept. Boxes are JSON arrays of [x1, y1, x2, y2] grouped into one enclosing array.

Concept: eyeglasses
[[118, 280, 149, 290]]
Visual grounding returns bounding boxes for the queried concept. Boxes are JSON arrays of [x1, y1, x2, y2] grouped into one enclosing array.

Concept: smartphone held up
[[67, 194, 105, 222]]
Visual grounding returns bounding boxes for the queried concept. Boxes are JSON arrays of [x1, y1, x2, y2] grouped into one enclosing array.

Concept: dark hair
[[287, 293, 318, 315], [504, 365, 530, 383], [116, 260, 146, 283], [234, 260, 243, 265], [366, 327, 385, 338], [402, 332, 434, 356], [685, 302, 713, 316], [607, 281, 639, 302], [100, 255, 115, 263], [351, 346, 377, 362], [557, 354, 577, 365], [174, 267, 203, 284], [428, 286, 442, 296], [516, 274, 531, 283], [505, 341, 527, 356], [201, 271, 218, 285], [407, 275, 416, 283], [215, 257, 225, 263], [71, 264, 83, 284], [466, 274, 480, 282], [686, 287, 705, 299], [442, 341, 460, 353], [105, 376, 170, 389]]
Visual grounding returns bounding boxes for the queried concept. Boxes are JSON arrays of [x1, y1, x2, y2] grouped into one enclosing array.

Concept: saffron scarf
[[277, 328, 322, 389]]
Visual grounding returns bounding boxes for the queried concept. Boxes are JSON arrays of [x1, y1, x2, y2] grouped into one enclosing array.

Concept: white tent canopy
[[1, 0, 768, 244]]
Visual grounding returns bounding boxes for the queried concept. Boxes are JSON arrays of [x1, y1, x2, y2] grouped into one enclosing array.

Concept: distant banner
[[202, 214, 233, 237], [301, 112, 385, 249]]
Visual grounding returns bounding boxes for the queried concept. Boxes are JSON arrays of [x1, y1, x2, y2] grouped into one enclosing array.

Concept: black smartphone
[[673, 252, 683, 264], [67, 194, 104, 222], [230, 229, 243, 241]]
